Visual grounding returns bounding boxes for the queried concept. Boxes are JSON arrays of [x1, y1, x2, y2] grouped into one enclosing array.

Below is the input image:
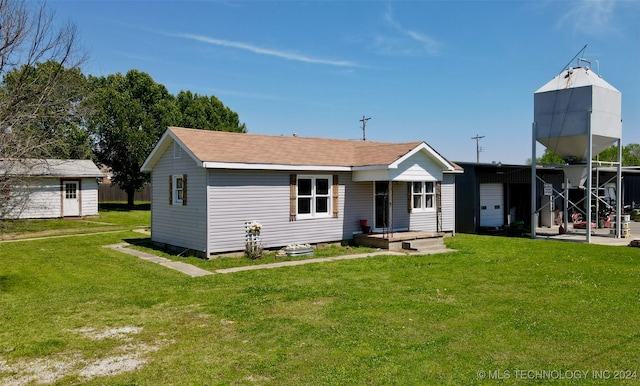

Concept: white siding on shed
[[6, 178, 61, 219], [3, 177, 98, 219], [80, 178, 98, 216]]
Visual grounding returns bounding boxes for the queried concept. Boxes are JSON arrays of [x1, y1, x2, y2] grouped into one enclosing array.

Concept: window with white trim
[[411, 181, 435, 212], [173, 175, 184, 204], [297, 175, 331, 219]]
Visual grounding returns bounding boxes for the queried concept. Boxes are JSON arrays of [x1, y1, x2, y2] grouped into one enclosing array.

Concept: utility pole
[[360, 115, 371, 141], [471, 134, 485, 163]]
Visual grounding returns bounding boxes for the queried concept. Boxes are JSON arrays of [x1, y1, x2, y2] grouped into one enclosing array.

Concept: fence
[[98, 183, 151, 202]]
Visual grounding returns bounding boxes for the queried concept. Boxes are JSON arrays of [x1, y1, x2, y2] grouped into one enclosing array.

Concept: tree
[[536, 149, 564, 165], [0, 0, 86, 219], [174, 91, 246, 132], [87, 71, 247, 209], [2, 61, 91, 159], [86, 70, 180, 209], [597, 144, 640, 166], [529, 144, 640, 166]]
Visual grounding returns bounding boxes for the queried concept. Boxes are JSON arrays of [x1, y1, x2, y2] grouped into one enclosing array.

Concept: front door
[[374, 181, 389, 230], [63, 181, 80, 217]]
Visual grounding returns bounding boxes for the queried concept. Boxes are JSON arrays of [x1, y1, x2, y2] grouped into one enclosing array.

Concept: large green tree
[[174, 90, 246, 132], [87, 71, 247, 208], [2, 61, 92, 159], [86, 70, 180, 208]]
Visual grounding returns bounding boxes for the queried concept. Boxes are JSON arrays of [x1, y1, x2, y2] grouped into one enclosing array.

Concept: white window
[[173, 175, 184, 204], [297, 175, 331, 219], [412, 181, 435, 212]]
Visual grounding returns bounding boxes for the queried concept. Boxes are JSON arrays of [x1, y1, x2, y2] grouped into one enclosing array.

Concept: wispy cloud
[[381, 6, 440, 55], [173, 33, 361, 68], [557, 0, 618, 35]]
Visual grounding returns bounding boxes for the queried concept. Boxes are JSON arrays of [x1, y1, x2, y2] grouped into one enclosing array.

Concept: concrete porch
[[352, 230, 448, 253]]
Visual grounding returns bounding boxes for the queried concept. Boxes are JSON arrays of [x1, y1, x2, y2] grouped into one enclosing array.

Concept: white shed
[[1, 159, 102, 219]]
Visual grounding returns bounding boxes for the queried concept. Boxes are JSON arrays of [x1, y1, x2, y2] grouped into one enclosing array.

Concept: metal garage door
[[480, 183, 504, 227]]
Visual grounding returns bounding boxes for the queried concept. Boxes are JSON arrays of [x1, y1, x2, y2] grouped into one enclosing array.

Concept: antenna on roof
[[360, 115, 371, 141]]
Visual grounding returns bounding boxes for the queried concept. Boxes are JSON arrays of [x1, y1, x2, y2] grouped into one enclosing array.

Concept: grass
[[0, 208, 639, 384], [129, 239, 377, 271], [0, 202, 150, 238]]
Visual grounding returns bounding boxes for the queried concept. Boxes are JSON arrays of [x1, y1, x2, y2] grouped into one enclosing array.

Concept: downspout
[[436, 181, 441, 232], [388, 180, 393, 238], [205, 170, 210, 257]]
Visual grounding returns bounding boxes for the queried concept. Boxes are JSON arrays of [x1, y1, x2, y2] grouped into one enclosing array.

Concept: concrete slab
[[105, 242, 456, 277], [535, 220, 640, 246], [103, 243, 214, 277]]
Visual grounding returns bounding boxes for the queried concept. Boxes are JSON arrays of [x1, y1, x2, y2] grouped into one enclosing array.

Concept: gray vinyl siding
[[440, 174, 456, 232], [406, 176, 456, 232], [392, 181, 411, 230], [207, 170, 373, 253], [150, 144, 208, 253], [343, 179, 372, 237]]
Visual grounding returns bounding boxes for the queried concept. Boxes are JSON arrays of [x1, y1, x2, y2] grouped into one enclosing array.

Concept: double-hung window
[[297, 175, 331, 219], [173, 175, 184, 204], [411, 181, 435, 212]]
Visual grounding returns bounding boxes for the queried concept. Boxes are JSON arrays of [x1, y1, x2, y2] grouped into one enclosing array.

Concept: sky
[[48, 0, 639, 165]]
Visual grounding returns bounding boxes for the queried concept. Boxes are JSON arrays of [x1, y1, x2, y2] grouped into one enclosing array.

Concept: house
[[0, 159, 102, 219], [141, 127, 462, 257]]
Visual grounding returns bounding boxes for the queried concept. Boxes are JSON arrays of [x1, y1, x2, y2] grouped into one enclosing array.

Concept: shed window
[[297, 175, 331, 219], [170, 174, 187, 205], [411, 181, 435, 212]]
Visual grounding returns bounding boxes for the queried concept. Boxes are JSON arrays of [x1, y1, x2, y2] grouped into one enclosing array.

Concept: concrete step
[[402, 237, 445, 251]]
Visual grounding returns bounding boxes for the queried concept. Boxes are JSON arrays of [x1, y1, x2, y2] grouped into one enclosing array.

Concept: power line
[[471, 134, 485, 163]]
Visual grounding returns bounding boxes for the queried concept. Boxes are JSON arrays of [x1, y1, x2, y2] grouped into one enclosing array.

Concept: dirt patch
[[72, 326, 144, 341], [0, 326, 166, 385]]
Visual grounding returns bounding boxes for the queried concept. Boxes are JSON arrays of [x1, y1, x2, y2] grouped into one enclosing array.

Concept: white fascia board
[[201, 161, 351, 172], [443, 169, 464, 174], [352, 164, 395, 171], [389, 143, 456, 171]]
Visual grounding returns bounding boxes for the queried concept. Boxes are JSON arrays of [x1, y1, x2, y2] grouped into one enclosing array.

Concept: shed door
[[480, 183, 503, 227], [63, 181, 80, 216]]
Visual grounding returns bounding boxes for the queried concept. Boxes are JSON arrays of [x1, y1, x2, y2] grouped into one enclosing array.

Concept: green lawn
[[0, 210, 639, 385]]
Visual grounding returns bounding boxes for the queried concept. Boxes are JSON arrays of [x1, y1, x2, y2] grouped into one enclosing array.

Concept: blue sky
[[49, 0, 639, 164]]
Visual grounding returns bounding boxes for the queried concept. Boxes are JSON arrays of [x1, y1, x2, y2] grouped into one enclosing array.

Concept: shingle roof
[[0, 159, 102, 177], [170, 126, 429, 167]]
